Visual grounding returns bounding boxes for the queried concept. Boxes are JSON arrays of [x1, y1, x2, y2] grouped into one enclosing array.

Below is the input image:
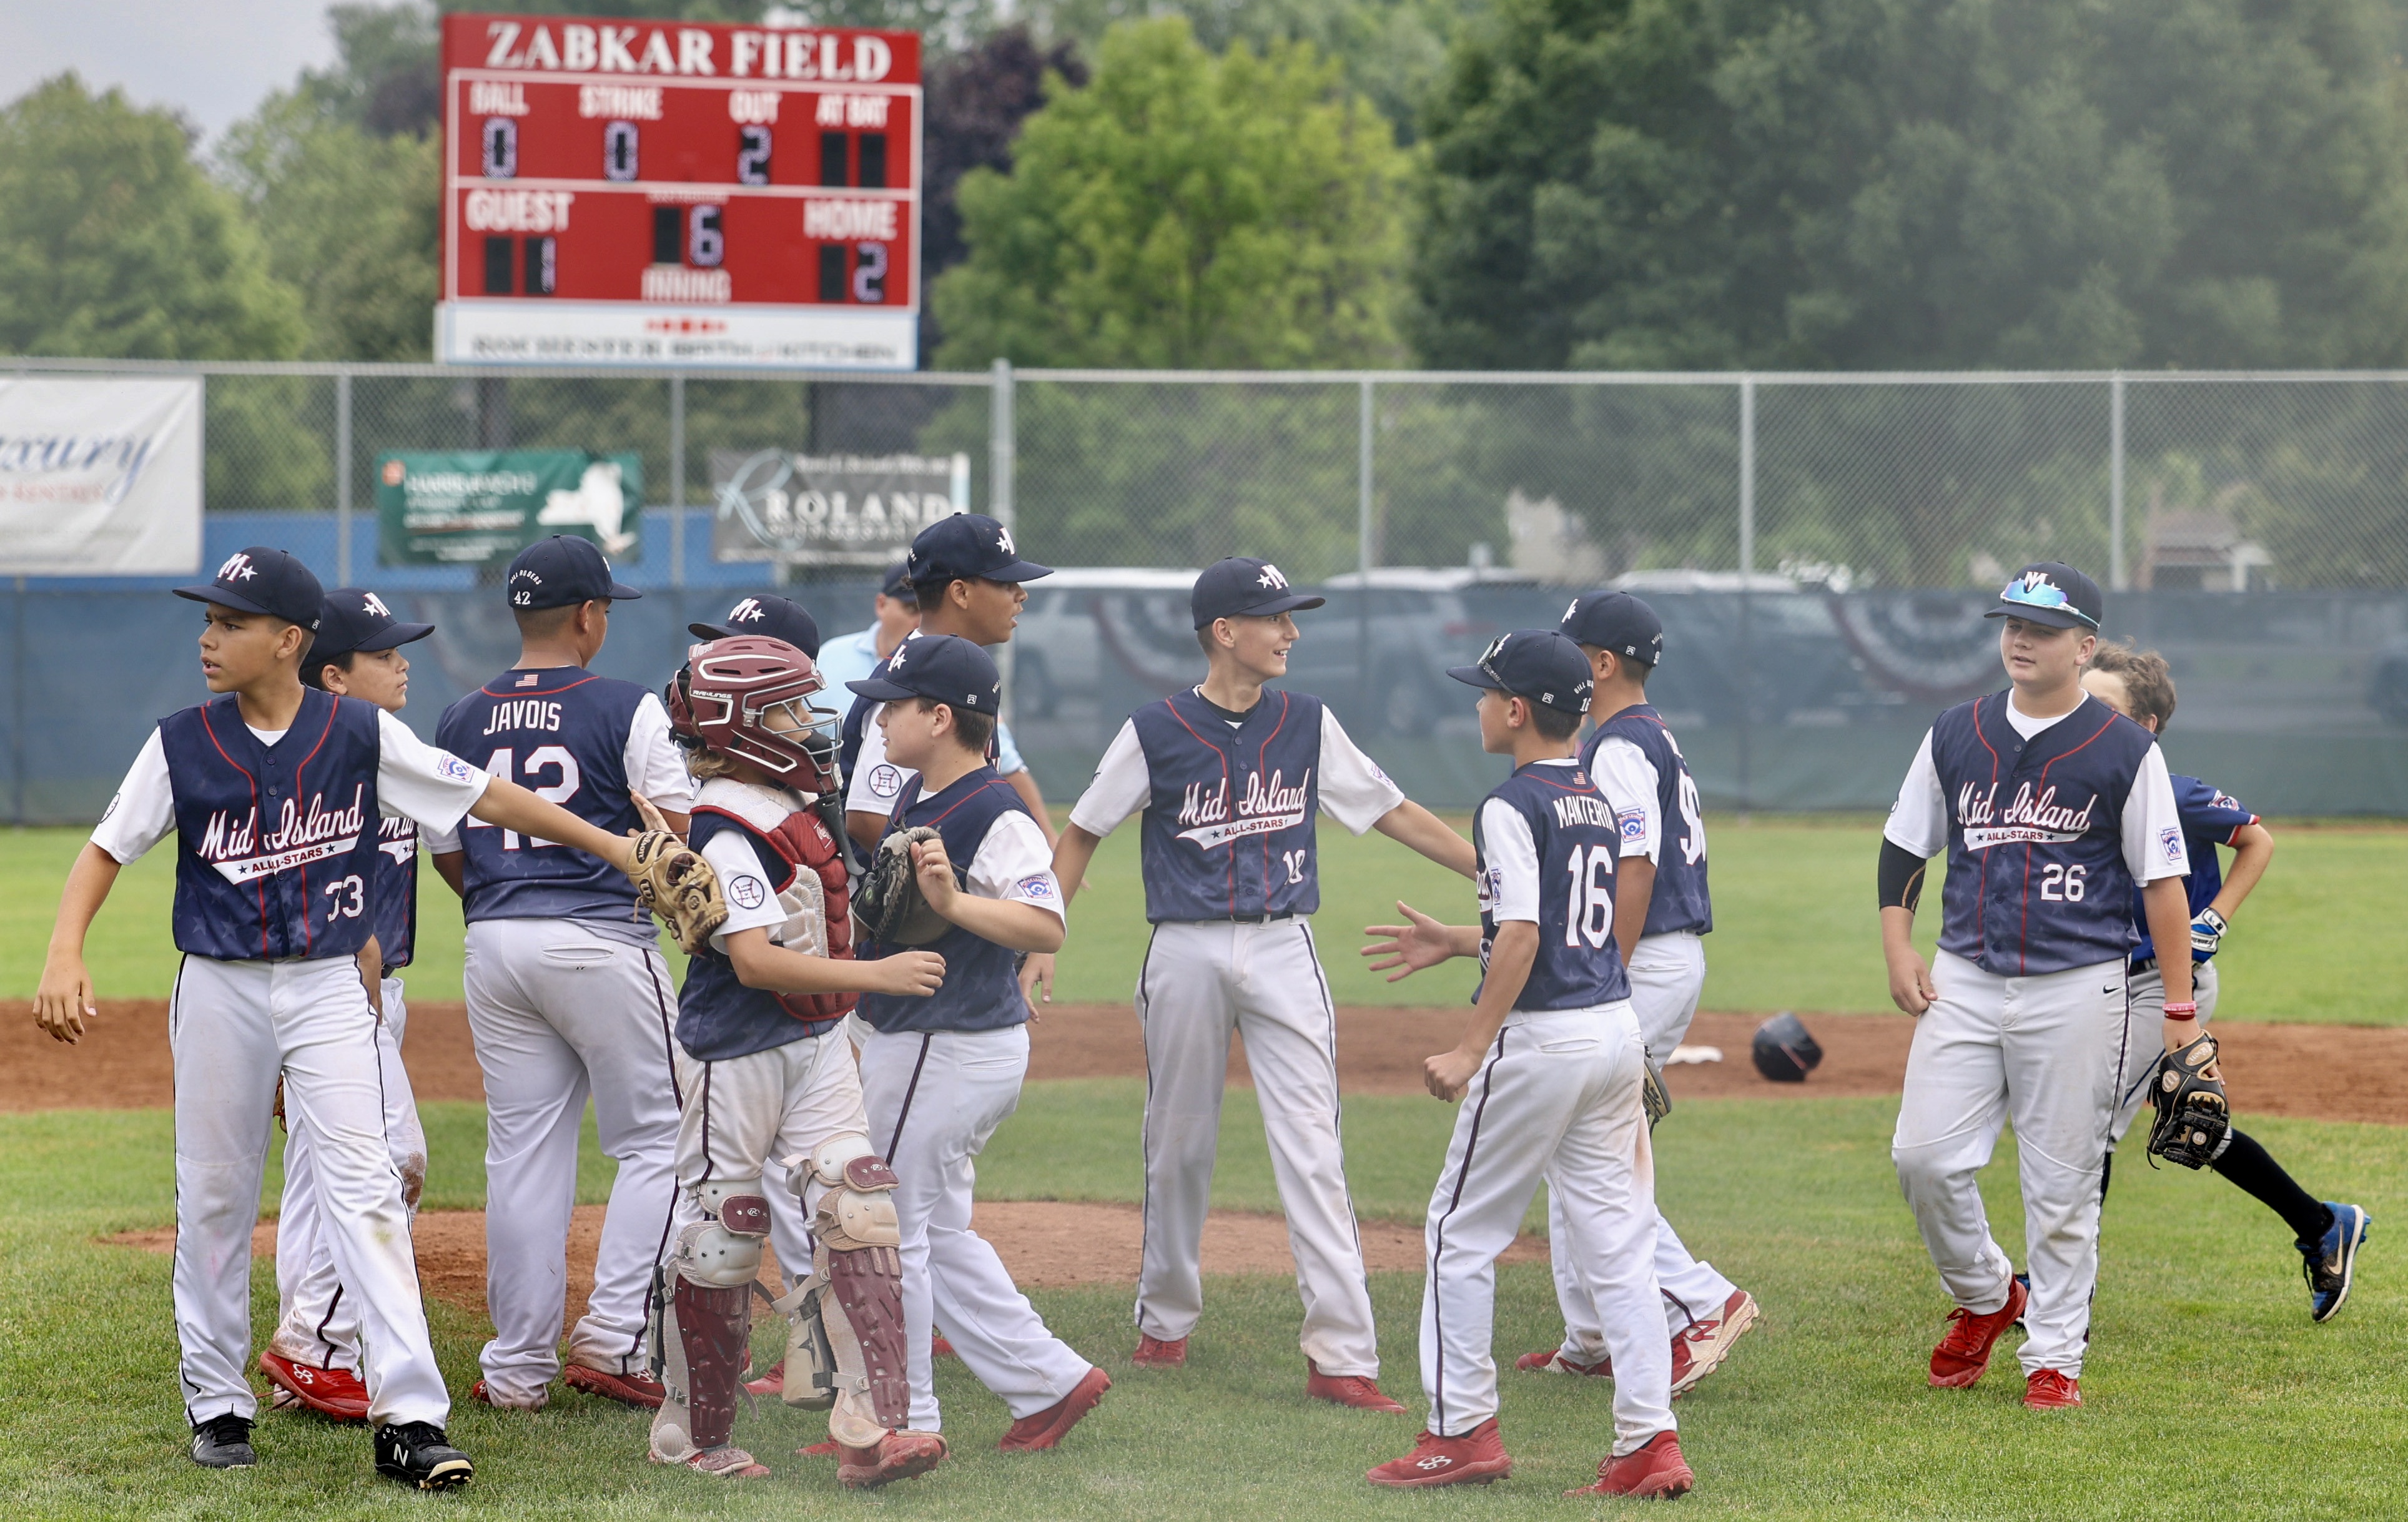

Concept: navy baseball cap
[[688, 593, 822, 658], [1560, 590, 1664, 668], [505, 535, 642, 610], [175, 546, 325, 630], [1447, 629, 1596, 716], [846, 633, 1004, 715], [879, 561, 917, 601], [313, 588, 434, 663], [905, 513, 1051, 586], [1191, 556, 1325, 629], [1986, 561, 2102, 631]]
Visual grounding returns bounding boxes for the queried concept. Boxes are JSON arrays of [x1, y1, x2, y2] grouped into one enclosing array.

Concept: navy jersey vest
[[855, 768, 1031, 1035], [161, 689, 384, 962], [1473, 759, 1631, 1011], [1130, 688, 1323, 923], [437, 668, 649, 927], [370, 815, 418, 970], [1581, 703, 1712, 936], [2129, 774, 2258, 966], [678, 811, 844, 1062], [1929, 691, 2158, 976], [839, 645, 1000, 871]]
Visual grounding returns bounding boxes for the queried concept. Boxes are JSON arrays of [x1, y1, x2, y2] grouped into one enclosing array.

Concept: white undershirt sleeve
[[624, 693, 699, 814], [1316, 709, 1407, 834], [846, 703, 916, 815], [2123, 745, 2192, 882], [700, 828, 788, 950], [1882, 730, 1948, 857], [1587, 736, 1662, 862], [967, 810, 1067, 922], [1066, 719, 1151, 837], [88, 729, 176, 864], [1478, 796, 1542, 924], [374, 709, 491, 835]]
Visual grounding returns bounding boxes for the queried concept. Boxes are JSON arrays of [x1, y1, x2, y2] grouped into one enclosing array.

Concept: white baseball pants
[[1892, 950, 2124, 1376], [674, 1029, 868, 1201], [169, 956, 447, 1427], [1422, 1002, 1673, 1453], [1548, 931, 1741, 1358], [463, 919, 689, 1402], [859, 1024, 1095, 1431], [269, 976, 429, 1373], [1132, 919, 1378, 1376], [2111, 960, 2220, 1144]]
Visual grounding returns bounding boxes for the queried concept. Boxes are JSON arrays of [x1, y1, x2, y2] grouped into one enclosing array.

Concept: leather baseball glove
[[853, 826, 953, 946], [1642, 1050, 1673, 1130], [2146, 1029, 2230, 1170], [628, 829, 729, 955]]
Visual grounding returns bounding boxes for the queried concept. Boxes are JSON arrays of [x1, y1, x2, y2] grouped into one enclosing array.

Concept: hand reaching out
[[1363, 901, 1459, 984]]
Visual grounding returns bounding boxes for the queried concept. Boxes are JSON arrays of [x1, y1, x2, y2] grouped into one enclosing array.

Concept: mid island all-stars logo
[[198, 785, 368, 883], [1175, 768, 1312, 849]]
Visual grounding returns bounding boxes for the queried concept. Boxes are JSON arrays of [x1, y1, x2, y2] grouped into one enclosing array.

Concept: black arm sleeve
[[1878, 838, 1930, 913]]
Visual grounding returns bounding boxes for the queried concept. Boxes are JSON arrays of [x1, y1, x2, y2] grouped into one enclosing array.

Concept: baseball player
[[1050, 556, 1476, 1405], [33, 547, 659, 1485], [1358, 630, 1692, 1499], [846, 635, 1112, 1450], [2081, 644, 2371, 1320], [1509, 592, 1755, 1393], [259, 589, 438, 1423], [425, 535, 699, 1411], [644, 635, 949, 1486], [1879, 561, 2200, 1411]]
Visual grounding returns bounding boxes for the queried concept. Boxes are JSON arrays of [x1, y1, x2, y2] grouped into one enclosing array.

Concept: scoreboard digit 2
[[435, 12, 922, 369]]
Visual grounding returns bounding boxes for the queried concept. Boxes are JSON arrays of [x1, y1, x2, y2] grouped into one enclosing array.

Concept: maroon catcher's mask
[[666, 635, 841, 792]]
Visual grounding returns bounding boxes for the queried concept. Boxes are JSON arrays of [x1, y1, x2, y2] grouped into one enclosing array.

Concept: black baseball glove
[[2146, 1029, 2230, 1170], [852, 826, 954, 946]]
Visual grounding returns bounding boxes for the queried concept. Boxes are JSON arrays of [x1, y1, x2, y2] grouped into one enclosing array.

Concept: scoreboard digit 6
[[435, 12, 923, 369]]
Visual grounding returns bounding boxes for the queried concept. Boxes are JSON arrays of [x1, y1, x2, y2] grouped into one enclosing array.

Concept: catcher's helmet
[[666, 635, 841, 792], [1750, 1012, 1823, 1084]]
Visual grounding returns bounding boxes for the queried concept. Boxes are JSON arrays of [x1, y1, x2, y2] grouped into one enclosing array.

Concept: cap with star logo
[[1448, 628, 1596, 716], [688, 593, 822, 658], [1559, 590, 1665, 668], [311, 588, 435, 667], [1190, 556, 1326, 628], [174, 546, 326, 629], [844, 633, 1003, 714], [1984, 561, 2103, 631], [905, 513, 1052, 586]]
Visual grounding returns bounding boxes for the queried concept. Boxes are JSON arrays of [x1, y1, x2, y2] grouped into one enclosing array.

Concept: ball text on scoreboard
[[435, 12, 924, 370]]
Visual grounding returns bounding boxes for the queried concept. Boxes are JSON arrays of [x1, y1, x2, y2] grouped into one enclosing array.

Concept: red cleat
[[838, 1430, 947, 1488], [659, 1444, 772, 1480], [1670, 1290, 1759, 1398], [998, 1366, 1111, 1452], [1364, 1418, 1511, 1488], [2023, 1369, 2081, 1410], [1928, 1276, 2028, 1388], [565, 1363, 665, 1408], [1307, 1358, 1408, 1413], [1515, 1348, 1610, 1377], [932, 1335, 958, 1358], [1132, 1334, 1188, 1368], [467, 1378, 548, 1411], [796, 1439, 841, 1458], [259, 1352, 370, 1422], [1567, 1430, 1694, 1499], [744, 1359, 786, 1398]]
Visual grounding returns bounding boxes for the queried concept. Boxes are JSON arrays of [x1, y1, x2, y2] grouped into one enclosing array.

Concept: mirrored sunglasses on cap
[[1998, 576, 2098, 628]]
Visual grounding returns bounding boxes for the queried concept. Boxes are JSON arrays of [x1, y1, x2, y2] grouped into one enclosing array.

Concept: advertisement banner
[[709, 449, 967, 566], [0, 377, 202, 576], [377, 450, 642, 565]]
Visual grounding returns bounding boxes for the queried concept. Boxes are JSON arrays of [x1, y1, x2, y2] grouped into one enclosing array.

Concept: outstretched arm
[[1051, 824, 1103, 909], [724, 927, 945, 998], [466, 778, 640, 872], [1373, 800, 1476, 878], [34, 843, 122, 1043], [1362, 899, 1482, 982]]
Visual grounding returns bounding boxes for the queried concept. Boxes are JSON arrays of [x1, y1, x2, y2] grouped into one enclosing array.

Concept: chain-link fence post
[[1736, 374, 1756, 811], [990, 359, 1014, 526], [2109, 371, 2126, 590], [669, 372, 686, 590], [335, 369, 354, 585], [1357, 375, 1376, 716]]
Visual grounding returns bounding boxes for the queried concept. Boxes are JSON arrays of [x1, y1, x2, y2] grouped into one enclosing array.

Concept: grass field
[[8, 813, 2406, 1021], [4, 1084, 2404, 1518]]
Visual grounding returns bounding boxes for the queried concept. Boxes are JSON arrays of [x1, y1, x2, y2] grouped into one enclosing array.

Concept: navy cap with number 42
[[505, 534, 642, 610], [846, 633, 1003, 714]]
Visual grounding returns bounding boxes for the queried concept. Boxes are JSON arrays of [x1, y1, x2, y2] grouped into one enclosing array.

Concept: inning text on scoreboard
[[435, 12, 924, 370]]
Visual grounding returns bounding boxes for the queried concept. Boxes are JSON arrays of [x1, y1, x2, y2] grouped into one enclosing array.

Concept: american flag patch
[[516, 673, 540, 687]]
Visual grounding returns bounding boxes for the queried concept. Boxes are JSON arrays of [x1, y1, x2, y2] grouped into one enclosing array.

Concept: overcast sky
[[0, 0, 340, 141]]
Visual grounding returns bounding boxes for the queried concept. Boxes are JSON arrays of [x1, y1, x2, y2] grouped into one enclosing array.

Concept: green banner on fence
[[376, 450, 643, 566]]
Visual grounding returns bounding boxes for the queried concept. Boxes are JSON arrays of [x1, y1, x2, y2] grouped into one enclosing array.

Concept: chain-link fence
[[7, 360, 2408, 821]]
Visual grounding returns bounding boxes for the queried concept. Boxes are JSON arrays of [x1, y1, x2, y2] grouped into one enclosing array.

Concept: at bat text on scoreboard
[[435, 12, 922, 369]]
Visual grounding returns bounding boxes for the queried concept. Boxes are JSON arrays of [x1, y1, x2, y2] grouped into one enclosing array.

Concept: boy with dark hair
[[2081, 644, 2371, 1320]]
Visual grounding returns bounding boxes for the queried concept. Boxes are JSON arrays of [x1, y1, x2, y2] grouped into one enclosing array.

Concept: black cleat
[[374, 1421, 475, 1491], [191, 1413, 257, 1469]]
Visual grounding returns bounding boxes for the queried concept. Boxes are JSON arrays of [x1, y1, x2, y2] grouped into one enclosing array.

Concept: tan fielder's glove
[[628, 829, 729, 955]]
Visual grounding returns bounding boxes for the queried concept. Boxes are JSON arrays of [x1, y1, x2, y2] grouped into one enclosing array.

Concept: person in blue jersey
[[260, 588, 438, 1425], [2082, 643, 2371, 1321], [1505, 591, 1756, 1394], [35, 548, 662, 1488], [846, 635, 1112, 1454], [1050, 556, 1474, 1409], [425, 535, 700, 1411], [1358, 630, 1694, 1500]]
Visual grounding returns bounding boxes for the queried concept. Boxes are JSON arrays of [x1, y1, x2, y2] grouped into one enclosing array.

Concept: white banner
[[0, 377, 203, 575]]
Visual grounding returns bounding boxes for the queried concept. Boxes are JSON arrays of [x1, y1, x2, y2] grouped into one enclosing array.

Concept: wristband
[[2163, 1001, 2199, 1019]]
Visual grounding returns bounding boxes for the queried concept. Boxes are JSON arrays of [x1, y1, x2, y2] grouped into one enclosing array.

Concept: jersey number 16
[[1564, 843, 1614, 948]]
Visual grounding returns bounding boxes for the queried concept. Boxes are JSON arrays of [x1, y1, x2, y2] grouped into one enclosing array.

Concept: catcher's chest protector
[[761, 807, 856, 1021]]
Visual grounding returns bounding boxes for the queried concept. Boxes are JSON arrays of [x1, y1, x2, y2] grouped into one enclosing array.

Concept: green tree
[[934, 16, 1411, 368]]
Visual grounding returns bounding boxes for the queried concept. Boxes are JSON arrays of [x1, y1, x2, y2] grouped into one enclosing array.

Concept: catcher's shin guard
[[648, 1184, 769, 1463], [779, 1135, 910, 1447]]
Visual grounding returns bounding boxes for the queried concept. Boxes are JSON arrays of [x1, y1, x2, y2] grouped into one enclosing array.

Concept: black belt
[[1227, 912, 1297, 924]]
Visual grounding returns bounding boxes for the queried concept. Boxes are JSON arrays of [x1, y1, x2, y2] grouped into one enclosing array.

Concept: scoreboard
[[435, 12, 922, 369]]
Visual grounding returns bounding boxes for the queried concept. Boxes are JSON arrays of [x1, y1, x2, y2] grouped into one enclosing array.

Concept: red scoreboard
[[436, 12, 923, 369]]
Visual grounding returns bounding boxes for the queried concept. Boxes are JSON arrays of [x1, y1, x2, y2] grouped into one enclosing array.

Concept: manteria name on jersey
[[437, 668, 651, 926], [1930, 692, 2159, 976], [1473, 759, 1631, 1012], [1581, 703, 1712, 936], [161, 689, 386, 962], [1131, 688, 1323, 922]]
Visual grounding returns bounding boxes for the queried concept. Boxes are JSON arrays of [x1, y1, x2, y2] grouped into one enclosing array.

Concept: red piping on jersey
[[290, 694, 341, 956], [1968, 696, 2005, 972], [1163, 694, 1236, 917], [198, 702, 270, 957], [1253, 693, 1292, 914], [478, 671, 608, 698], [2025, 704, 2119, 976]]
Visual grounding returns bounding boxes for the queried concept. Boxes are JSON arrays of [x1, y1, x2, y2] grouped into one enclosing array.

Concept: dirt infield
[[16, 997, 2408, 1122]]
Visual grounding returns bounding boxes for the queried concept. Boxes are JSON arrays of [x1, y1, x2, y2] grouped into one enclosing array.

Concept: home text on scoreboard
[[435, 12, 923, 370]]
